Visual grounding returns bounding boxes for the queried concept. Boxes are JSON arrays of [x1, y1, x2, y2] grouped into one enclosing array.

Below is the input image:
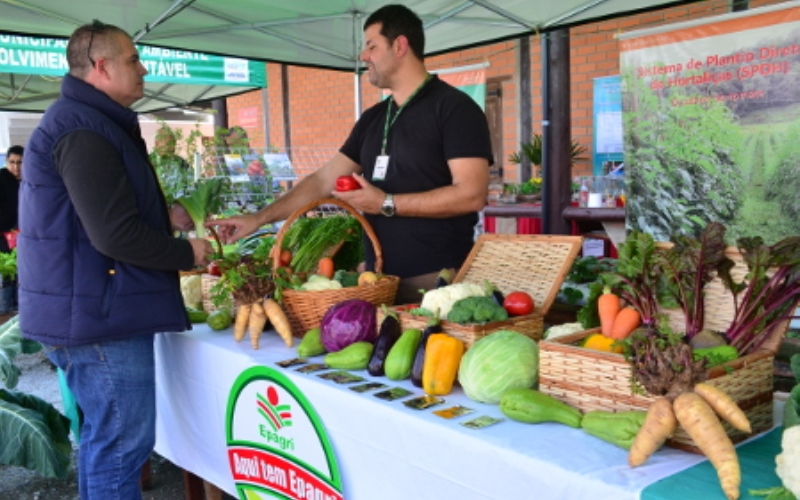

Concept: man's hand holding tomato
[[331, 173, 389, 216]]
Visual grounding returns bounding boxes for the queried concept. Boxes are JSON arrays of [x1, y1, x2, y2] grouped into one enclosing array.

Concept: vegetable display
[[458, 330, 539, 404], [320, 299, 377, 352]]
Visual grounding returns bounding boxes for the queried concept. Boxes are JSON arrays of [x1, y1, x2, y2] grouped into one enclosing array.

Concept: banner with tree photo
[[619, 3, 800, 243]]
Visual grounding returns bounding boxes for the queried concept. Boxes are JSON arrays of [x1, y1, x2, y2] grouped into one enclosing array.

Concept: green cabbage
[[458, 330, 539, 404]]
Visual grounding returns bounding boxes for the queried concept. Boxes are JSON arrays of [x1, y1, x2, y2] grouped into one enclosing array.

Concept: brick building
[[225, 0, 787, 182]]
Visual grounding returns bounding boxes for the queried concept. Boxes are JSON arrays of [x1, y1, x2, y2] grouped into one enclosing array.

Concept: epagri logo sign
[[226, 367, 342, 500]]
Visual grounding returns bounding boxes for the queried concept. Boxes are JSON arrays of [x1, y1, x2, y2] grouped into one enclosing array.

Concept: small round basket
[[271, 197, 399, 338]]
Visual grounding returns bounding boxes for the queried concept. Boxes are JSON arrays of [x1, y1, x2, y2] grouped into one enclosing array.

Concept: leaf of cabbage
[[0, 316, 22, 389], [0, 390, 72, 478]]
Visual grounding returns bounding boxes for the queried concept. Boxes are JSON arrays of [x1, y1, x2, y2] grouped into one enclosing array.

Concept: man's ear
[[393, 35, 409, 57]]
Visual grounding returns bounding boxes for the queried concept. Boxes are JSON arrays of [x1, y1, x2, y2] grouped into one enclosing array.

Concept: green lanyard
[[381, 73, 432, 154]]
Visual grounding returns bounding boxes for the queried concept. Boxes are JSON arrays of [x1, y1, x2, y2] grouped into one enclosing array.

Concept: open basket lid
[[454, 234, 583, 316]]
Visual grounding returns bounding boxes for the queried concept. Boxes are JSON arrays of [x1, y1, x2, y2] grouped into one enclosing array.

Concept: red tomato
[[207, 261, 222, 277], [503, 291, 535, 316], [335, 175, 361, 192]]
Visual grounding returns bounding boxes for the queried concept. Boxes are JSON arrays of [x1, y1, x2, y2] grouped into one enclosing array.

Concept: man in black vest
[[19, 20, 213, 499]]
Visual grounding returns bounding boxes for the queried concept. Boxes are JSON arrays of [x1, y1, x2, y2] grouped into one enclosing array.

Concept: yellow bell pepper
[[422, 333, 464, 396]]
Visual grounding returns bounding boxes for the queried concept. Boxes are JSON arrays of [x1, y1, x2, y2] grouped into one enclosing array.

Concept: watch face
[[381, 196, 395, 216]]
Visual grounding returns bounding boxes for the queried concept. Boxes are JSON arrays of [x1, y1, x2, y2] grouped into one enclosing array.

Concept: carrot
[[628, 397, 677, 467], [598, 287, 621, 337], [693, 383, 751, 434], [317, 257, 335, 280], [248, 301, 267, 349], [233, 303, 252, 342], [263, 298, 293, 348], [673, 392, 740, 500], [608, 307, 641, 340]]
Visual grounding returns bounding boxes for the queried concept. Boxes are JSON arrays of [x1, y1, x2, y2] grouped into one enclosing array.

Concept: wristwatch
[[380, 193, 396, 217]]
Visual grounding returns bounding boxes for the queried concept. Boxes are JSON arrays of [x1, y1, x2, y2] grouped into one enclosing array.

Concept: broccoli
[[447, 296, 508, 324], [333, 269, 359, 287]]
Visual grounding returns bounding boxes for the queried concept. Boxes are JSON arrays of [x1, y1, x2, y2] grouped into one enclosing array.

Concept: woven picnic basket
[[539, 245, 786, 454], [271, 197, 399, 338], [382, 234, 582, 348]]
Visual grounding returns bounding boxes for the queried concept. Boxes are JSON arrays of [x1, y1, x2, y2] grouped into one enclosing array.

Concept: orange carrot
[[317, 257, 335, 280], [608, 307, 641, 340], [598, 287, 621, 337]]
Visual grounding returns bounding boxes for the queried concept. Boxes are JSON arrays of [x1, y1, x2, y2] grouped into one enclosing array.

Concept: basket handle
[[270, 197, 385, 273]]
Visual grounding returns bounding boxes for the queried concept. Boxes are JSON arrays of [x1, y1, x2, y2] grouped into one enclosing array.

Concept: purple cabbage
[[320, 299, 377, 352]]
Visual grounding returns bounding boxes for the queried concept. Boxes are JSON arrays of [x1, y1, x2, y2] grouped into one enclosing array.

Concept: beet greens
[[720, 235, 800, 354], [601, 231, 661, 327], [654, 222, 732, 339]]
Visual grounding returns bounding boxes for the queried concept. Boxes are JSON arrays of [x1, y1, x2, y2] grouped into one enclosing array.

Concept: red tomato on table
[[503, 291, 535, 316], [335, 175, 361, 191]]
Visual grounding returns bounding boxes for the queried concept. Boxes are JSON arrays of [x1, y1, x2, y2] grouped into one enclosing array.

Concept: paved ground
[[0, 313, 187, 500]]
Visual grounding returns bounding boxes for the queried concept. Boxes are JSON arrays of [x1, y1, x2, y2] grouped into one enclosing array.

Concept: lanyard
[[381, 73, 432, 154]]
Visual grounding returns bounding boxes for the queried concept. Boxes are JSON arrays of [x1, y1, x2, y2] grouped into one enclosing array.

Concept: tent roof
[[0, 0, 705, 72]]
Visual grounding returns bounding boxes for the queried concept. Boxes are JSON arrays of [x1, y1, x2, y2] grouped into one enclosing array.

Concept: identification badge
[[372, 155, 389, 181]]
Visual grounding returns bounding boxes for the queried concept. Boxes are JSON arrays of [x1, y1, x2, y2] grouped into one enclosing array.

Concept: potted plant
[[508, 133, 588, 175], [517, 177, 543, 203]]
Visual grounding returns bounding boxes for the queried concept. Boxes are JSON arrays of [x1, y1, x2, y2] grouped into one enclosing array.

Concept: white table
[[154, 326, 713, 500]]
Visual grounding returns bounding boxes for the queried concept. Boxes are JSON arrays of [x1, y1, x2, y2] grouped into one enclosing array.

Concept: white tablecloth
[[154, 327, 712, 500]]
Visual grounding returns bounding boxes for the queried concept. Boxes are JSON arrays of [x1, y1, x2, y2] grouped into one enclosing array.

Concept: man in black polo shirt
[[212, 4, 493, 304]]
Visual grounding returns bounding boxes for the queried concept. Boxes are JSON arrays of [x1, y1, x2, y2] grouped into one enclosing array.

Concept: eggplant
[[367, 314, 402, 376], [410, 322, 444, 387], [491, 288, 505, 307]]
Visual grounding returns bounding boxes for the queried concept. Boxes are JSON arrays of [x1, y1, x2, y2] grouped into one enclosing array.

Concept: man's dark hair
[[364, 4, 425, 60], [6, 145, 23, 157], [66, 19, 129, 78]]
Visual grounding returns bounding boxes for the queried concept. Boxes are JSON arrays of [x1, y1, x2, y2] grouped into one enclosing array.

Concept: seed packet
[[403, 395, 445, 410], [317, 371, 365, 384], [373, 387, 413, 401], [294, 363, 328, 374], [349, 382, 387, 393], [461, 415, 504, 429], [275, 358, 307, 368], [433, 405, 475, 420]]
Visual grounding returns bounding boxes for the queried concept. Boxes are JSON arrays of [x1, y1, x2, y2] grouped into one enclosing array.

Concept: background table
[[154, 327, 781, 500]]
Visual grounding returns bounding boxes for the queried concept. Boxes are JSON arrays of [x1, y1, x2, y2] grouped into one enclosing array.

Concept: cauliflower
[[180, 274, 203, 310], [544, 322, 585, 340], [420, 282, 487, 319], [776, 426, 800, 498]]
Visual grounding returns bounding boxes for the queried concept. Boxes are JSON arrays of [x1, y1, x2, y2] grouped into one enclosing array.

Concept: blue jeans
[[46, 334, 156, 500]]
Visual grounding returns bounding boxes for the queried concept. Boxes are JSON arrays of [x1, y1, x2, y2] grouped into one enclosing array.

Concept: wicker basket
[[382, 234, 582, 348], [272, 198, 399, 338], [201, 274, 230, 313], [539, 246, 785, 454]]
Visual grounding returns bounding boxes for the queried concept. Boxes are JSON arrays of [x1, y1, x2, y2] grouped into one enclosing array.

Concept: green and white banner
[[0, 34, 266, 87]]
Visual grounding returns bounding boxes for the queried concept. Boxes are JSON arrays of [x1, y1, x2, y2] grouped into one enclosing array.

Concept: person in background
[[18, 20, 214, 500], [0, 145, 22, 314], [211, 4, 493, 304]]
